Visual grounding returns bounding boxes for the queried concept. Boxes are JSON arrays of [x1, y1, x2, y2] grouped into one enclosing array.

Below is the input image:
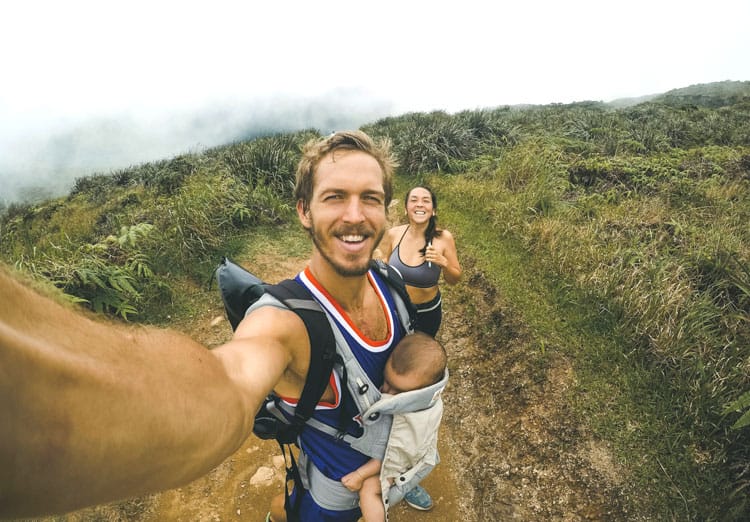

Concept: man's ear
[[297, 200, 311, 229]]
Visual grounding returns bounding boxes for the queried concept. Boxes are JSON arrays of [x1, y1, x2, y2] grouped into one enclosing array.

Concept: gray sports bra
[[388, 227, 441, 288]]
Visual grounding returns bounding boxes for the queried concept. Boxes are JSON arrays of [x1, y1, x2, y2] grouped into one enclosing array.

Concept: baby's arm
[[341, 458, 382, 491]]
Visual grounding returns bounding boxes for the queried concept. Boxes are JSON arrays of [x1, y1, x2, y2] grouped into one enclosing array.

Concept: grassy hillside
[[656, 80, 750, 108], [2, 81, 749, 519]]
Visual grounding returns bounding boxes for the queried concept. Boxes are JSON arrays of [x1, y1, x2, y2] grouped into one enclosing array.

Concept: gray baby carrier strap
[[297, 339, 450, 514], [363, 368, 449, 420], [273, 269, 415, 457], [249, 293, 390, 511]]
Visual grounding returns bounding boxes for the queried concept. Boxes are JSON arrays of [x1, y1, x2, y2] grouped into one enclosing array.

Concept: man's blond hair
[[294, 130, 397, 212]]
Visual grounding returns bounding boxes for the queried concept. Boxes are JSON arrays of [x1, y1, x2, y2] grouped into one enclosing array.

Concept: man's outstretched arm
[[0, 266, 291, 518]]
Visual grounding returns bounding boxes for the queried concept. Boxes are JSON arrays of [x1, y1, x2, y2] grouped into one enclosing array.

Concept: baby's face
[[381, 361, 424, 395]]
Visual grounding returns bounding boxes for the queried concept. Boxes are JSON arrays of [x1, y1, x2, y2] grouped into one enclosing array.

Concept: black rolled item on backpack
[[216, 256, 266, 331]]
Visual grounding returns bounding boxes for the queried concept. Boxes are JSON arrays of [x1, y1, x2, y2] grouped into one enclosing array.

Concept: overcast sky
[[1, 0, 748, 201]]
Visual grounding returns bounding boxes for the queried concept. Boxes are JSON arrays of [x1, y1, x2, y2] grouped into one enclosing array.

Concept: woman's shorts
[[414, 291, 442, 337]]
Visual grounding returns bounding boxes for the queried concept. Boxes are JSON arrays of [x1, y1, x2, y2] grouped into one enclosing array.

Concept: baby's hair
[[389, 332, 447, 387]]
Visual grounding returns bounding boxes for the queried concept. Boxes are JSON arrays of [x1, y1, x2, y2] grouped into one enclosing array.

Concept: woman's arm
[[0, 266, 294, 518], [427, 230, 462, 285]]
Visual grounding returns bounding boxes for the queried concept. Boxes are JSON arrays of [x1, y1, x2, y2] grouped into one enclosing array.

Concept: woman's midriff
[[406, 285, 439, 305]]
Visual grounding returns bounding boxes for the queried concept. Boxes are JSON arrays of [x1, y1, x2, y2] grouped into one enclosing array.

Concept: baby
[[341, 332, 447, 522]]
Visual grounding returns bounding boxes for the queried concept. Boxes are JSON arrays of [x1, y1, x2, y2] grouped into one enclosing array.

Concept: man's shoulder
[[236, 301, 308, 344], [235, 303, 311, 384]]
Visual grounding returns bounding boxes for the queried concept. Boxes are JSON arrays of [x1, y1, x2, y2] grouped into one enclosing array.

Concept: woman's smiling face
[[405, 187, 434, 224]]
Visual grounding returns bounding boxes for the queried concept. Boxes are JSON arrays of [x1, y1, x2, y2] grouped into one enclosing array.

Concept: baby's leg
[[358, 475, 386, 522]]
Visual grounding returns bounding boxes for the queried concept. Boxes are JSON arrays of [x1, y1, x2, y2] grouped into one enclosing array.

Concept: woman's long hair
[[405, 186, 443, 256]]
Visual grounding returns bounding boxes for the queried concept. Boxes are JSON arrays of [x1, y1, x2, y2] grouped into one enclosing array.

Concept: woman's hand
[[424, 243, 446, 267], [429, 231, 462, 285]]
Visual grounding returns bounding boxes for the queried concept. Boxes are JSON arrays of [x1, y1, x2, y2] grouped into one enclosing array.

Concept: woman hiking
[[377, 185, 462, 338]]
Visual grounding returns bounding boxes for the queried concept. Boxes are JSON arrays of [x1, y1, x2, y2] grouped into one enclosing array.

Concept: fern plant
[[12, 223, 160, 319]]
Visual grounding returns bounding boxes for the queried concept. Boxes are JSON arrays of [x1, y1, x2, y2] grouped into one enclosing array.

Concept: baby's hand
[[341, 471, 363, 492]]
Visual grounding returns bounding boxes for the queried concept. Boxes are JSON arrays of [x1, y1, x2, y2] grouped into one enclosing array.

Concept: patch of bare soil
[[435, 263, 634, 521], [32, 251, 634, 522]]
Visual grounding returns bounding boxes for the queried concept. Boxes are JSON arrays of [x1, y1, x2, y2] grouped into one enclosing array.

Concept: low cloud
[[0, 90, 396, 205]]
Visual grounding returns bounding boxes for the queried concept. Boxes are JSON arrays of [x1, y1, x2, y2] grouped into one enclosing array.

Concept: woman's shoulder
[[435, 228, 457, 249], [436, 228, 455, 241], [387, 224, 408, 237], [390, 223, 408, 232], [378, 224, 405, 257]]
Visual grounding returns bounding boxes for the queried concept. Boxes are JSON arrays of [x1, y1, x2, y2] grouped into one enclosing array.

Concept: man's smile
[[340, 234, 365, 243]]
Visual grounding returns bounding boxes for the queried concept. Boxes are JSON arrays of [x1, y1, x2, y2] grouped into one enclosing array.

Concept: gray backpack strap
[[246, 292, 286, 316], [391, 292, 415, 335], [297, 452, 359, 511]]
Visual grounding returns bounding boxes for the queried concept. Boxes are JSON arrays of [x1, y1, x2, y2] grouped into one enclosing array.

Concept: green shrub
[[13, 223, 160, 319], [367, 111, 479, 175], [213, 130, 317, 195], [139, 154, 201, 195]]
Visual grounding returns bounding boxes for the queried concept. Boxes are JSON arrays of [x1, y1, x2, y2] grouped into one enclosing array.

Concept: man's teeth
[[341, 235, 365, 242]]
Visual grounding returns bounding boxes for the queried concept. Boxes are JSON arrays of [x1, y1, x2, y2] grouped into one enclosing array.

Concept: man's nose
[[342, 198, 365, 222]]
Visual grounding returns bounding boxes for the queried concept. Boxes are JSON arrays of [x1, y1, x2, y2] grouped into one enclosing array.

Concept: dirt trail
[[34, 247, 635, 522]]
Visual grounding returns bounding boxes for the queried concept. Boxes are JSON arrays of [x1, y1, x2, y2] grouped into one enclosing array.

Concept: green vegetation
[[1, 130, 317, 319], [2, 81, 749, 519]]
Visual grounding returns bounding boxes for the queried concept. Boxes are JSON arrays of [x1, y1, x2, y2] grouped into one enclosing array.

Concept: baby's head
[[382, 332, 447, 394]]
